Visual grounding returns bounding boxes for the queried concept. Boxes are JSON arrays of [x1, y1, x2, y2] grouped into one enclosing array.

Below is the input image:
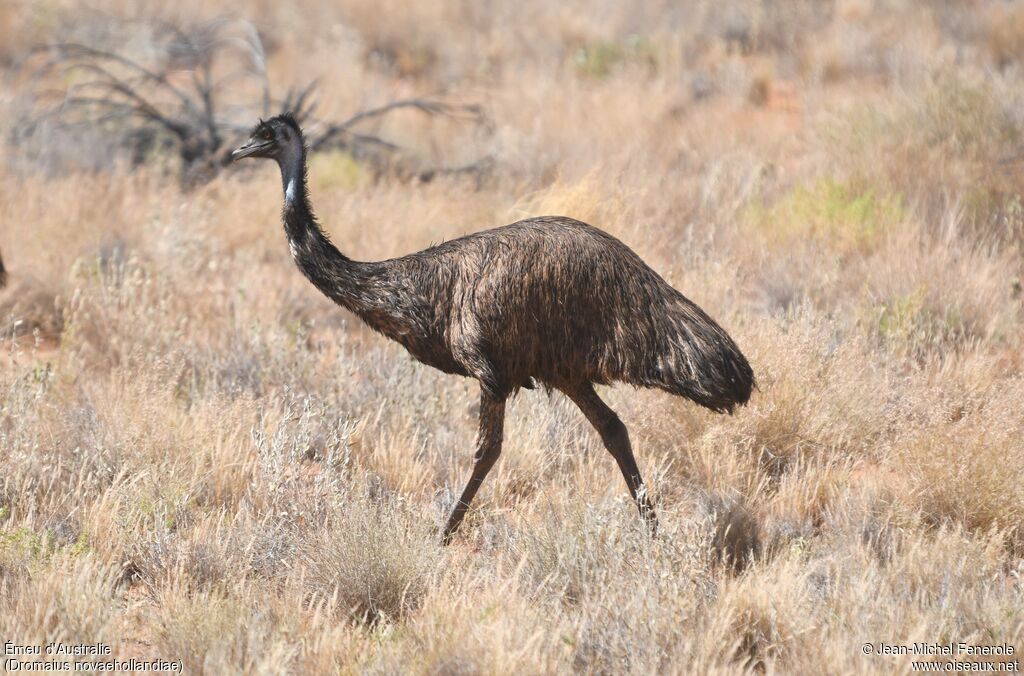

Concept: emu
[[233, 114, 754, 542]]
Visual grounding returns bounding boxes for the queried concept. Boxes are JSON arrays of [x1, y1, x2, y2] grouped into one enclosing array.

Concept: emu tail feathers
[[650, 302, 754, 414]]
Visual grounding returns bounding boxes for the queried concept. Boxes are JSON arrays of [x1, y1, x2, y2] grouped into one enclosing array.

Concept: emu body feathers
[[337, 216, 753, 412]]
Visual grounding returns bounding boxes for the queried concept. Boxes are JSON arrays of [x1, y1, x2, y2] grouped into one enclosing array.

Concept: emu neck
[[279, 143, 314, 239], [277, 142, 382, 316]]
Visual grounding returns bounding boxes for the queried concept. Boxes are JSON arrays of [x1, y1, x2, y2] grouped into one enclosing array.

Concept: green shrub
[[573, 35, 657, 79], [745, 178, 904, 252], [309, 150, 363, 192]]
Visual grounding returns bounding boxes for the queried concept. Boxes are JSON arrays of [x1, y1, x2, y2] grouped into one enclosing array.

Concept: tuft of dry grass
[[301, 492, 441, 624]]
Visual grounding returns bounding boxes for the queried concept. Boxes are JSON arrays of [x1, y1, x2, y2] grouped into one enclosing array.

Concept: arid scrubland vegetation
[[1, 0, 1023, 673]]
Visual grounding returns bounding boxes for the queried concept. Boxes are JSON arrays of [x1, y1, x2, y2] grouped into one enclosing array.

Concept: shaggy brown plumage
[[233, 114, 755, 541]]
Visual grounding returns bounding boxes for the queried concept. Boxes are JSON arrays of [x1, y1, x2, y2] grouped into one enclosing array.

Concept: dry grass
[[1, 1, 1023, 673]]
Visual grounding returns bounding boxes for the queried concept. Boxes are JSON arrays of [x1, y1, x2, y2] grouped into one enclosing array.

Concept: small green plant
[[876, 289, 925, 344], [573, 35, 657, 79], [871, 287, 969, 356], [745, 178, 904, 252], [309, 150, 363, 192], [0, 527, 59, 563]]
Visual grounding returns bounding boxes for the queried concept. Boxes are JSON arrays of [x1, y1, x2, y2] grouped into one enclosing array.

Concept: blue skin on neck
[[279, 139, 306, 208]]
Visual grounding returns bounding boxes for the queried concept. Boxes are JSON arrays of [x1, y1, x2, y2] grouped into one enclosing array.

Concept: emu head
[[232, 114, 303, 164]]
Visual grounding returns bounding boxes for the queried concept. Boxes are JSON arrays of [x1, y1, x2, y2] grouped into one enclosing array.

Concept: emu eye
[[260, 129, 273, 141]]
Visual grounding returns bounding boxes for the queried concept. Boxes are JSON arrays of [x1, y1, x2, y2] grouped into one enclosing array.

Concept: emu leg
[[441, 390, 506, 544], [565, 383, 658, 534]]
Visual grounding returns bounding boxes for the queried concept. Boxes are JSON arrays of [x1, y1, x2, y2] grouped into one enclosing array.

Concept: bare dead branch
[[40, 43, 199, 119], [65, 67, 192, 138], [309, 98, 490, 152], [15, 17, 494, 186]]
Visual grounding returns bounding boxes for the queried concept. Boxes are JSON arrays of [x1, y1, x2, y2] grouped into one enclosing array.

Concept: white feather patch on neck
[[285, 178, 297, 203]]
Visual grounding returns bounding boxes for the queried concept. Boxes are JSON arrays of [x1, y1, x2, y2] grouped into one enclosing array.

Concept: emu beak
[[231, 141, 266, 161]]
